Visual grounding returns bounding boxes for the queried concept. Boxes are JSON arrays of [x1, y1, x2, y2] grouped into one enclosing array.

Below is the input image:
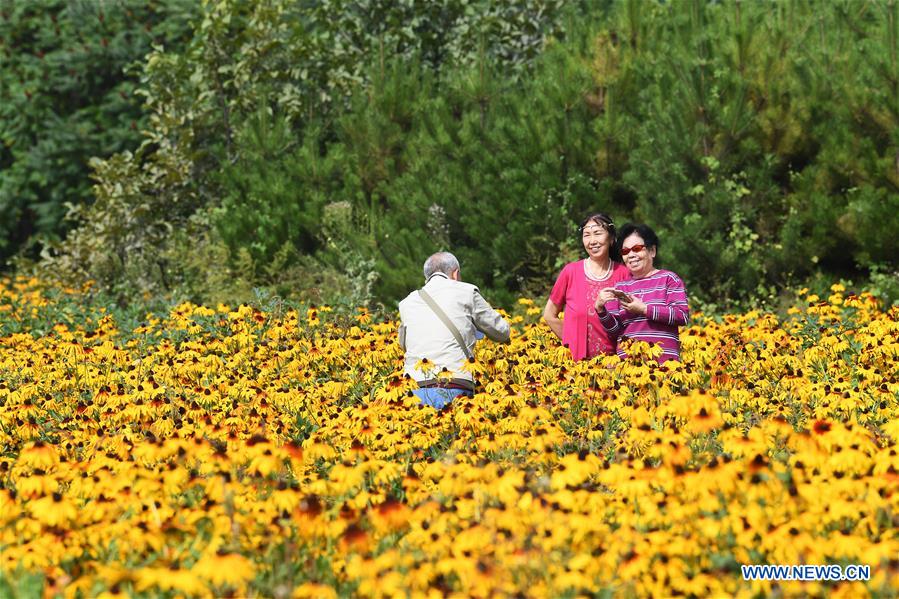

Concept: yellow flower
[[293, 582, 338, 599], [18, 440, 59, 470], [0, 489, 19, 524], [414, 358, 437, 376], [370, 497, 411, 533], [135, 566, 209, 596], [192, 552, 256, 588], [27, 492, 77, 527], [14, 471, 58, 499], [339, 523, 371, 554], [458, 357, 487, 376], [551, 450, 601, 490]]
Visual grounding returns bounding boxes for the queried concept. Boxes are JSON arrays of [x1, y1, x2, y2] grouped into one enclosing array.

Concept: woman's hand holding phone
[[611, 289, 633, 303], [618, 291, 647, 315], [595, 287, 617, 313], [597, 288, 646, 316]]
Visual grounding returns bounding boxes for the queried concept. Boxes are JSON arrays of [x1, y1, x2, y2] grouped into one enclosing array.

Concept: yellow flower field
[[1, 277, 898, 598]]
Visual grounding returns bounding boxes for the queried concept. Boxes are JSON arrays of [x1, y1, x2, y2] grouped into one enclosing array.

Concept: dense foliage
[[1, 278, 898, 596], [0, 0, 197, 264], [4, 0, 898, 308]]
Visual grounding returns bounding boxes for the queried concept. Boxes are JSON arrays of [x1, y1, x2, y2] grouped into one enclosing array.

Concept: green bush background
[[2, 0, 898, 309]]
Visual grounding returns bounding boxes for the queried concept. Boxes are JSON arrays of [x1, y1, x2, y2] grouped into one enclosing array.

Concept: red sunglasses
[[620, 244, 646, 256]]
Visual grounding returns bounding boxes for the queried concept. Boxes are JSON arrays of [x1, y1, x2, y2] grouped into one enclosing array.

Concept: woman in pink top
[[595, 223, 690, 363], [543, 213, 630, 360]]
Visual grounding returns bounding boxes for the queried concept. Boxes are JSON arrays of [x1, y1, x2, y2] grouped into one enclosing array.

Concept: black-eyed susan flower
[[192, 551, 256, 588], [27, 492, 77, 527], [18, 441, 59, 470]]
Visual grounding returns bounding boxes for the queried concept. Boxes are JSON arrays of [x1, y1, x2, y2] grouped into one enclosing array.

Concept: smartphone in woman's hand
[[612, 289, 633, 303]]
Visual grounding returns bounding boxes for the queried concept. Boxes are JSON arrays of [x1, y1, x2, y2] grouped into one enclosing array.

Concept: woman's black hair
[[616, 223, 660, 259], [578, 212, 615, 235]]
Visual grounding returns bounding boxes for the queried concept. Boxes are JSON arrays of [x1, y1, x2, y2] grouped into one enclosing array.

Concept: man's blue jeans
[[413, 387, 472, 409]]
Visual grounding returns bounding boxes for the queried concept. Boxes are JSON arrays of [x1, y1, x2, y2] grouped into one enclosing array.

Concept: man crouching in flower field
[[398, 252, 511, 409]]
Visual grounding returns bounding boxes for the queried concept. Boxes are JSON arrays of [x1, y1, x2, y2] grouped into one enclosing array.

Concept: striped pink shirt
[[598, 270, 690, 363]]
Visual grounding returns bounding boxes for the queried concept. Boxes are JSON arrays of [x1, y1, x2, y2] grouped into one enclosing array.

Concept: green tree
[[0, 0, 196, 264], [589, 0, 898, 303], [31, 0, 899, 309], [39, 0, 579, 305]]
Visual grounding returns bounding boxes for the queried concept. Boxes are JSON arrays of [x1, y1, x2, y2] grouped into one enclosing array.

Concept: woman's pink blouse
[[548, 261, 630, 361]]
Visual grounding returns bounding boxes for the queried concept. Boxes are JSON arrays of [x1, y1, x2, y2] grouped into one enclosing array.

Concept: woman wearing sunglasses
[[543, 213, 631, 360], [595, 223, 690, 363]]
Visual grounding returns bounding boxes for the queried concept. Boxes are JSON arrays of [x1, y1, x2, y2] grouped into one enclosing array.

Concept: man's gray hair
[[423, 252, 460, 280]]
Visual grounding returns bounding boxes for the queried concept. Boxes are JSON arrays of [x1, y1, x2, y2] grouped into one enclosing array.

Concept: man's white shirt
[[398, 273, 510, 385]]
